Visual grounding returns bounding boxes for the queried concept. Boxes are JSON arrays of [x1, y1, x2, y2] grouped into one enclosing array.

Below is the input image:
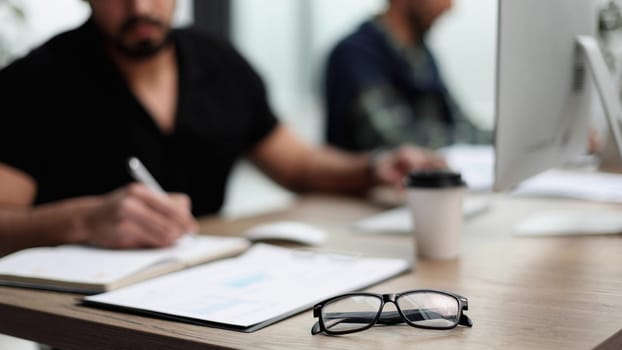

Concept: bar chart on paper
[[85, 244, 410, 332]]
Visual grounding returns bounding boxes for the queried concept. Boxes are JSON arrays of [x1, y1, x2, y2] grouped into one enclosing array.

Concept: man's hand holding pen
[[74, 183, 198, 249], [67, 157, 198, 250]]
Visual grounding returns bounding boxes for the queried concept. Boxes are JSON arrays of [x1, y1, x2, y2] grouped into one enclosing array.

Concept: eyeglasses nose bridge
[[382, 294, 398, 303]]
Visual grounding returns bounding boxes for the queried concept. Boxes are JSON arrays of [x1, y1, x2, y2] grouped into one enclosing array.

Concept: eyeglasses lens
[[321, 295, 382, 333], [397, 292, 459, 328]]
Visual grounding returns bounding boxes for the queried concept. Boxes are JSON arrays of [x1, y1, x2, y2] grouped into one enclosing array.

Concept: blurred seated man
[[0, 0, 446, 256], [325, 0, 491, 152]]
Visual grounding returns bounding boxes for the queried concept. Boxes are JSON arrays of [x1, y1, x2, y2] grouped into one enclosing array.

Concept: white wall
[[232, 0, 300, 101], [9, 0, 90, 57], [428, 0, 497, 129]]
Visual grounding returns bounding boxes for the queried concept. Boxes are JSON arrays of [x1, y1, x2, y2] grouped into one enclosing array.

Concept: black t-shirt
[[0, 20, 278, 216]]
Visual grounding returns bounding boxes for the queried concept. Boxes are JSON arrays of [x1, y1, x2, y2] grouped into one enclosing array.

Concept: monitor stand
[[599, 134, 622, 172], [576, 35, 622, 166]]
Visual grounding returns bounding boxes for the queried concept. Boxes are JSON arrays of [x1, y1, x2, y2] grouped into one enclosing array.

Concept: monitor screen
[[494, 0, 598, 191]]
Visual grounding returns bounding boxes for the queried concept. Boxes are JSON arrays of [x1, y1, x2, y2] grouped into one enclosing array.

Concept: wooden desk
[[1, 194, 621, 350]]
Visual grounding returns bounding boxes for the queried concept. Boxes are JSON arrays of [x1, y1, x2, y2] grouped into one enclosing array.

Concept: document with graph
[[84, 244, 410, 332]]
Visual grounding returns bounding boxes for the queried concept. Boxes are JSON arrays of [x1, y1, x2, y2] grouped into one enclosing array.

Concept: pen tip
[[128, 157, 139, 169]]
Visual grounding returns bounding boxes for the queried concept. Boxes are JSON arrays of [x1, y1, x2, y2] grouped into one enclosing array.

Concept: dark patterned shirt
[[325, 18, 491, 151]]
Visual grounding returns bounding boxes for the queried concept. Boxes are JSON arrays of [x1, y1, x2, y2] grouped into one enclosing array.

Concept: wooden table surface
[[0, 193, 621, 350]]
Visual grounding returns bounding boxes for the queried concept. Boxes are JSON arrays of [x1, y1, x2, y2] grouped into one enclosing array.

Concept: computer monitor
[[494, 0, 622, 191]]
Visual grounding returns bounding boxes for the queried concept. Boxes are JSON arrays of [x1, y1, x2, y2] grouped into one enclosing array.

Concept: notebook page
[[0, 236, 248, 285]]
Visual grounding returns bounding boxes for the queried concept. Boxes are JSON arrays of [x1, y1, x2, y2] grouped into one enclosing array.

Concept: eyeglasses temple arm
[[321, 310, 444, 325], [400, 309, 473, 327], [313, 310, 473, 334], [321, 311, 400, 324], [311, 321, 322, 335], [459, 313, 473, 327], [311, 312, 393, 335]]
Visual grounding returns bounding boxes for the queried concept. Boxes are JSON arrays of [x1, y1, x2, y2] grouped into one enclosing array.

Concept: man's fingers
[[396, 147, 447, 170], [125, 184, 197, 233], [115, 219, 167, 249], [118, 196, 184, 244], [169, 193, 199, 232], [373, 146, 449, 188], [427, 151, 448, 168]]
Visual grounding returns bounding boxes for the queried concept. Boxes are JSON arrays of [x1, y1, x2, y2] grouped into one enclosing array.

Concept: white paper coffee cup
[[406, 171, 466, 260]]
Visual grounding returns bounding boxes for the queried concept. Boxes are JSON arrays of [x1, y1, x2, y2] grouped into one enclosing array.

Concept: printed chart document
[[0, 236, 250, 294], [84, 244, 410, 332]]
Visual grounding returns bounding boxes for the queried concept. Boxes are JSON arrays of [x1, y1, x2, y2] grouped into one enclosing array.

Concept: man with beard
[[0, 0, 446, 255], [325, 0, 491, 152]]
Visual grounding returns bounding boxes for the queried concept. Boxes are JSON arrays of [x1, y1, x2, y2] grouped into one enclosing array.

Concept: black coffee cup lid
[[405, 171, 466, 188]]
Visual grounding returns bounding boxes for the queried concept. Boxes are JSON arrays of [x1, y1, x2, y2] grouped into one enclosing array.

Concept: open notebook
[[0, 235, 249, 294], [84, 244, 410, 332]]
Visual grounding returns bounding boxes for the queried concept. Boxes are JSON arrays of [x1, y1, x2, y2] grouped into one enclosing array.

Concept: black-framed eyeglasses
[[311, 290, 473, 335]]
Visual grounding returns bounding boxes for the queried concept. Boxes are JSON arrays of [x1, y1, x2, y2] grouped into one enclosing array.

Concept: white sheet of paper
[[440, 144, 495, 191], [0, 236, 248, 285], [441, 144, 622, 203], [514, 211, 622, 236], [85, 244, 410, 329], [514, 169, 622, 203], [352, 197, 491, 234]]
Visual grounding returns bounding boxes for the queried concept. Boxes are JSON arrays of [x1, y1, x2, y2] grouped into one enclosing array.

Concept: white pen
[[128, 157, 197, 240], [127, 157, 166, 195]]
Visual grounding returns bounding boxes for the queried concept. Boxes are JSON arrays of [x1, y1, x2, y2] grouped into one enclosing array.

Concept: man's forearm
[[295, 146, 375, 194], [250, 126, 377, 194], [0, 199, 91, 256], [251, 125, 443, 195]]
